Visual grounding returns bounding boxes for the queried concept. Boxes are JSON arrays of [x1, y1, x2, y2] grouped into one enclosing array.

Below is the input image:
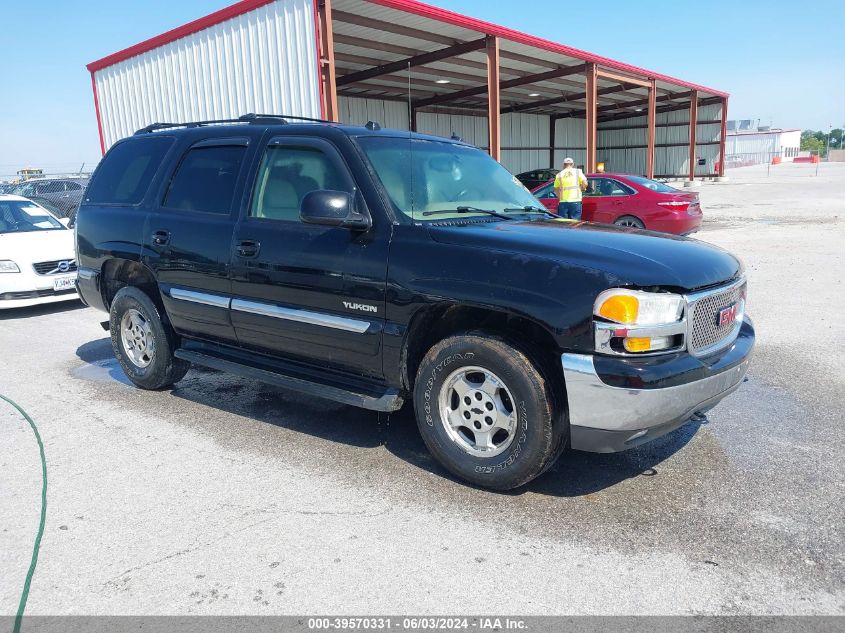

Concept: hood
[[0, 229, 75, 265], [427, 219, 741, 291]]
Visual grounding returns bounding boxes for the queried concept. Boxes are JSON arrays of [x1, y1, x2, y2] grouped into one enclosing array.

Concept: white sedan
[[0, 194, 79, 309]]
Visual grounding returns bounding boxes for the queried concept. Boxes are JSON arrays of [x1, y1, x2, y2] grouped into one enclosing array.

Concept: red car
[[532, 173, 703, 235]]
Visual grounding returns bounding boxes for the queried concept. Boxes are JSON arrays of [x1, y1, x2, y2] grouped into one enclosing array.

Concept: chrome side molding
[[169, 287, 231, 309], [230, 298, 372, 334]]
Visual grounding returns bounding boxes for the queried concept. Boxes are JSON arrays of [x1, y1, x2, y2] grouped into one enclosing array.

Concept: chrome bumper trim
[[561, 352, 750, 436]]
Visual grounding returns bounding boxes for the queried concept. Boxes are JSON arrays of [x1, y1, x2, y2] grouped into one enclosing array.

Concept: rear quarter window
[[85, 136, 174, 205]]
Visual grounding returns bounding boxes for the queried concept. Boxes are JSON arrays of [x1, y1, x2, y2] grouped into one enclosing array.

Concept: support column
[[718, 96, 729, 177], [318, 0, 338, 122], [410, 107, 417, 132], [646, 79, 657, 178], [688, 90, 698, 181], [585, 62, 597, 172], [486, 36, 501, 162], [549, 116, 556, 167]]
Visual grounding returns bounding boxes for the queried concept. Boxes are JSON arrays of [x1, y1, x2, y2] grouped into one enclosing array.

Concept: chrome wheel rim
[[616, 217, 642, 228], [120, 308, 155, 368], [438, 366, 518, 458]]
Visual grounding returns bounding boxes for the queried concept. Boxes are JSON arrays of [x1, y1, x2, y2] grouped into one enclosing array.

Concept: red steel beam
[[688, 90, 698, 181], [596, 68, 652, 89], [596, 89, 692, 114], [585, 62, 597, 172], [646, 79, 656, 178], [487, 36, 501, 162], [598, 95, 721, 122], [318, 0, 339, 122], [336, 38, 488, 86], [413, 63, 585, 109], [718, 97, 728, 177], [539, 82, 642, 118]]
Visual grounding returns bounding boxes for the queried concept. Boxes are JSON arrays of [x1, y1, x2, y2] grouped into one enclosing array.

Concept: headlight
[[0, 260, 20, 273], [594, 289, 686, 354], [595, 289, 684, 326]]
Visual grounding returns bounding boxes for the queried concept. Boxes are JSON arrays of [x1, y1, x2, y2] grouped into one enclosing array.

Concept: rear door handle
[[236, 239, 260, 258], [152, 229, 171, 246]]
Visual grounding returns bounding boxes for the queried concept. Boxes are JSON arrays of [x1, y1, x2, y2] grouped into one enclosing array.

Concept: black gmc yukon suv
[[75, 115, 754, 490]]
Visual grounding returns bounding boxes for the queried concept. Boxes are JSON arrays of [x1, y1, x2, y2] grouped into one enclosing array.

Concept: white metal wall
[[553, 118, 586, 169], [339, 96, 410, 130], [93, 0, 321, 149], [340, 99, 556, 174], [597, 102, 723, 177]]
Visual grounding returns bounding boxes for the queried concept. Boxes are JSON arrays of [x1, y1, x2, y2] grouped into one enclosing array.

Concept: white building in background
[[725, 121, 802, 167]]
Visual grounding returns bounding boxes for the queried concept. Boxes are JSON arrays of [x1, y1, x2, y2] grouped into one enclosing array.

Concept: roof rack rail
[[133, 112, 334, 136]]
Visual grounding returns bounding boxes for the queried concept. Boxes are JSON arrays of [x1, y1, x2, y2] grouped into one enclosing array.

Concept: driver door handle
[[152, 229, 171, 246], [236, 239, 260, 258]]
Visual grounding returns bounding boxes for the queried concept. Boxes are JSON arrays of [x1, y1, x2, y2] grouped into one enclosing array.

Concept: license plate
[[53, 276, 76, 291]]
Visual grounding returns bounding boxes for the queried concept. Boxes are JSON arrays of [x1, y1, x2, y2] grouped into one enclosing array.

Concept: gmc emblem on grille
[[718, 303, 738, 327]]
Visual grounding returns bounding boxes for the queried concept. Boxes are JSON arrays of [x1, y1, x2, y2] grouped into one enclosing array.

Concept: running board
[[174, 349, 404, 412]]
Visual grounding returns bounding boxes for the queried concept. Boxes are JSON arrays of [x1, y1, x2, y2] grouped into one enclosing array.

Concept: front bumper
[[0, 288, 79, 309], [563, 317, 754, 452]]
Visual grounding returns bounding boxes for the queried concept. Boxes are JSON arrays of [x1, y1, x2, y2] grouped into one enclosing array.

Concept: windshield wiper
[[503, 205, 557, 218], [421, 206, 514, 220]]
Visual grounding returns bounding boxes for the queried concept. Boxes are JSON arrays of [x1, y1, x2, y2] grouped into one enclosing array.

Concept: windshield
[[626, 175, 681, 193], [0, 199, 64, 233], [357, 137, 541, 220]]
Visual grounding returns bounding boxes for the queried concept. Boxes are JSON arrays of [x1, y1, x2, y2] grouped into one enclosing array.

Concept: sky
[[0, 0, 843, 178]]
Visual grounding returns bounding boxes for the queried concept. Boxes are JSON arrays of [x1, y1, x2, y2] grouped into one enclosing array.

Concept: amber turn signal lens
[[598, 295, 639, 324], [623, 337, 652, 352]]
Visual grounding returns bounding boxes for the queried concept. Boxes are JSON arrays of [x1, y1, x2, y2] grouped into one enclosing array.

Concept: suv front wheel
[[109, 286, 190, 390], [413, 334, 561, 490]]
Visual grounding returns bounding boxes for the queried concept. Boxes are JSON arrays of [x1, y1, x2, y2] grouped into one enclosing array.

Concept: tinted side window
[[86, 137, 174, 205], [250, 146, 346, 222], [163, 145, 246, 214]]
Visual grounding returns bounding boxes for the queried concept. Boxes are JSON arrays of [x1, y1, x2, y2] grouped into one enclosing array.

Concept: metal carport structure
[[88, 0, 729, 180]]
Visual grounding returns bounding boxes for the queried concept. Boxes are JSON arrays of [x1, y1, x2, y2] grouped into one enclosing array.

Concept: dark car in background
[[11, 177, 89, 217], [515, 168, 559, 190], [533, 173, 703, 235]]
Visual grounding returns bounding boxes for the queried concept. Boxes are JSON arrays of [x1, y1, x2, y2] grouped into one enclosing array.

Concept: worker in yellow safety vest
[[553, 157, 588, 219]]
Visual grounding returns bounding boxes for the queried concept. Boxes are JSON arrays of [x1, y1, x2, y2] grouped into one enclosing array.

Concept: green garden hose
[[1, 394, 47, 633]]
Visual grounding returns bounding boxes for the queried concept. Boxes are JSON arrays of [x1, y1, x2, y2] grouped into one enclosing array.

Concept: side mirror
[[300, 190, 370, 230]]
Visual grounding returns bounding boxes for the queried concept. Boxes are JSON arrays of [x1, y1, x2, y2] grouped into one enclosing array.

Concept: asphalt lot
[[1, 161, 843, 616]]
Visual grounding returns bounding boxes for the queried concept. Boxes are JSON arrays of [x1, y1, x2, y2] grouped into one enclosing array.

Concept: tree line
[[801, 129, 843, 156]]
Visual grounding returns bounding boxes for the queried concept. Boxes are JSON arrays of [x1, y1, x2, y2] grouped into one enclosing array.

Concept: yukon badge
[[343, 301, 378, 314]]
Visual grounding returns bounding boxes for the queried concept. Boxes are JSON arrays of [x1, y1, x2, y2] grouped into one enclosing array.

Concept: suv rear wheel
[[413, 334, 559, 490], [110, 287, 190, 390]]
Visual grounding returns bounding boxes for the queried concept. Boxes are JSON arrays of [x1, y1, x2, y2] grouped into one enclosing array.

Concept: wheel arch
[[101, 258, 164, 312], [401, 303, 566, 402]]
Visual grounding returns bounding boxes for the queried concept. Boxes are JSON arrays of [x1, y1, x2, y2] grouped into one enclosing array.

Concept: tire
[[614, 215, 645, 229], [413, 334, 560, 490], [109, 286, 190, 390]]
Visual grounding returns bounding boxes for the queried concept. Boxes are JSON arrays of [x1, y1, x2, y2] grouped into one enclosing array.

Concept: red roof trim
[[87, 0, 276, 72], [87, 0, 728, 99], [364, 0, 728, 98]]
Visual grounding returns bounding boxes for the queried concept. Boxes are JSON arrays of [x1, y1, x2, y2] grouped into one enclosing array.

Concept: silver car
[[11, 178, 89, 217]]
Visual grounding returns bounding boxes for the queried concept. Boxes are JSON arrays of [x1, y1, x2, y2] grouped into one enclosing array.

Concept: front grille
[[33, 260, 78, 275], [688, 280, 746, 355]]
